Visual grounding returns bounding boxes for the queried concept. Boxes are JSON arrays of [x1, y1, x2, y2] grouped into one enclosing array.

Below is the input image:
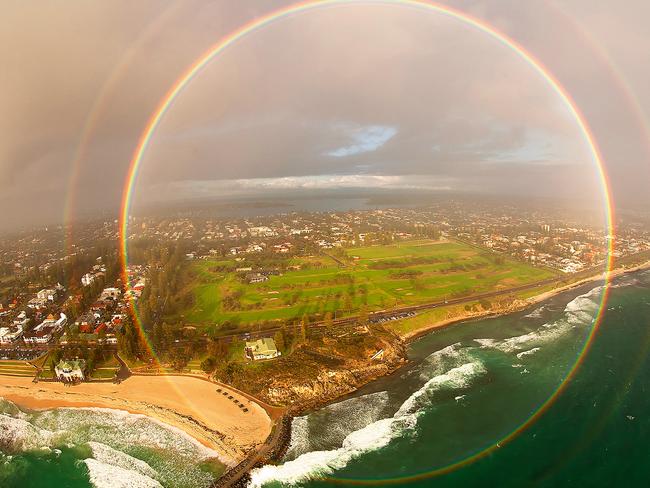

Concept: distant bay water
[[2, 270, 650, 487]]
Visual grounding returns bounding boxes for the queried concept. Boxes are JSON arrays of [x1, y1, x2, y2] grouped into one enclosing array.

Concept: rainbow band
[[119, 0, 615, 482]]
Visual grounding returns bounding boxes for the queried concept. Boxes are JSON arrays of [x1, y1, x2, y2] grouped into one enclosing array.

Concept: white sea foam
[[516, 348, 541, 359], [419, 342, 473, 380], [84, 458, 163, 488], [524, 306, 545, 319], [476, 286, 602, 355], [397, 362, 486, 417], [284, 416, 310, 460], [249, 415, 410, 487], [422, 343, 465, 366], [0, 403, 221, 488], [285, 391, 390, 459], [36, 406, 223, 462], [0, 414, 57, 452], [249, 360, 485, 487], [87, 441, 159, 480]]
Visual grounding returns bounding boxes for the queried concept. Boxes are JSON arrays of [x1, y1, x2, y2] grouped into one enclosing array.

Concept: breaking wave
[[524, 305, 545, 319], [418, 342, 474, 381], [0, 401, 221, 488], [87, 441, 159, 480], [0, 413, 57, 452], [516, 348, 541, 359], [285, 391, 391, 459], [83, 458, 163, 488], [476, 286, 602, 355], [249, 360, 486, 487]]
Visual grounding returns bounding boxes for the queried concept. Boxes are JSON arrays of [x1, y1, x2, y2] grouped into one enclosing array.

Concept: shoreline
[[401, 261, 650, 343], [1, 262, 647, 485], [0, 375, 272, 466], [248, 261, 650, 480]]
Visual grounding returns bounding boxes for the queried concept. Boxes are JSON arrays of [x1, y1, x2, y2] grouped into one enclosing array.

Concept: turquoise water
[[2, 270, 649, 487], [251, 270, 650, 487], [0, 403, 224, 488]]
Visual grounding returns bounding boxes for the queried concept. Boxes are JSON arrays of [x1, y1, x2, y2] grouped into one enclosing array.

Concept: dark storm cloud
[[1, 0, 649, 230]]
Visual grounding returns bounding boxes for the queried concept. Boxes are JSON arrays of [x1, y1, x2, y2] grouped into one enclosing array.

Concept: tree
[[170, 346, 189, 371], [200, 356, 217, 373], [344, 294, 353, 313], [358, 305, 369, 326], [300, 314, 309, 342], [207, 339, 228, 360], [324, 312, 333, 328], [224, 361, 243, 382], [49, 349, 63, 372], [274, 330, 286, 352], [117, 314, 139, 359]]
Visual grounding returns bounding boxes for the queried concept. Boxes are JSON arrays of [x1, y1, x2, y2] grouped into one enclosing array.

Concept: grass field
[[89, 355, 119, 380], [0, 360, 36, 377], [181, 239, 557, 327]]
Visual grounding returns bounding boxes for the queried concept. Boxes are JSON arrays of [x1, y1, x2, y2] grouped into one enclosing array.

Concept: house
[[247, 273, 268, 284], [0, 327, 23, 345], [104, 335, 118, 345], [23, 327, 54, 344], [27, 297, 48, 309], [245, 338, 281, 361], [132, 280, 146, 293], [23, 313, 67, 345], [81, 273, 95, 287], [54, 359, 86, 382], [13, 311, 29, 328], [37, 288, 57, 302], [75, 312, 96, 332], [100, 287, 121, 301]]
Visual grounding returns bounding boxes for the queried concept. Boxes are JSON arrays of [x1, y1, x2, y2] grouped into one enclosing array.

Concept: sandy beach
[[0, 374, 272, 465]]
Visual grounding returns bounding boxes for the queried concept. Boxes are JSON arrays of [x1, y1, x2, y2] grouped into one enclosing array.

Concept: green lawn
[[89, 356, 119, 379], [0, 360, 36, 377], [181, 239, 557, 327], [90, 368, 117, 379]]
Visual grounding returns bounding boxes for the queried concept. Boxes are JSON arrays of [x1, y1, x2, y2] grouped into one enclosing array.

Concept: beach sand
[[0, 375, 272, 465]]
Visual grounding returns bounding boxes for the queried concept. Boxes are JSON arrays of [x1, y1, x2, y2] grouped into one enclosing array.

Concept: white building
[[81, 273, 95, 287], [0, 327, 23, 345], [27, 297, 48, 309], [248, 226, 276, 237], [245, 338, 281, 361], [23, 313, 67, 345], [55, 359, 86, 382], [37, 289, 56, 302], [100, 287, 121, 300]]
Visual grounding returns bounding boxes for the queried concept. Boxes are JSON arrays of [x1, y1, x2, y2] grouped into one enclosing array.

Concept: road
[[43, 267, 610, 353], [187, 274, 568, 346]]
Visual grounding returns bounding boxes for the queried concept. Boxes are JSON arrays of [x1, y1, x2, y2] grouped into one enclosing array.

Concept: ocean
[[0, 405, 225, 488], [2, 269, 649, 487], [250, 269, 650, 487]]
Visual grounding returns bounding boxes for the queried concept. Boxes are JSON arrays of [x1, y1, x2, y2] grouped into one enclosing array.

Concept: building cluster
[[1, 201, 649, 360], [0, 257, 146, 355]]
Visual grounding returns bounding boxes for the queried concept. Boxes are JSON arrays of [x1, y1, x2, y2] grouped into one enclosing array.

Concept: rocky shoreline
[[214, 416, 293, 488], [219, 263, 650, 486]]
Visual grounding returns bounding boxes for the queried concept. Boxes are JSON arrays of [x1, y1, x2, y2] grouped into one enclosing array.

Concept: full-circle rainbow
[[119, 0, 616, 482]]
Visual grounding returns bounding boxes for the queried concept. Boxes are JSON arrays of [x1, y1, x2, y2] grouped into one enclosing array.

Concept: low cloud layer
[[1, 0, 649, 230]]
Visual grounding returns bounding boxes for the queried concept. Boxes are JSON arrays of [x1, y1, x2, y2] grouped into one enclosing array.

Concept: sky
[[1, 0, 649, 231]]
